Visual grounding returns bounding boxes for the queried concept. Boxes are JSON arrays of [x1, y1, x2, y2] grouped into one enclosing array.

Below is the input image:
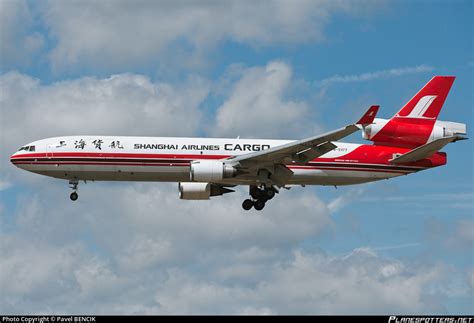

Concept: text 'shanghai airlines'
[[11, 76, 468, 210]]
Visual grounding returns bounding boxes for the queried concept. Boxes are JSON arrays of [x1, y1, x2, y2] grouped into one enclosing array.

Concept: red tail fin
[[394, 76, 455, 120], [370, 76, 456, 148]]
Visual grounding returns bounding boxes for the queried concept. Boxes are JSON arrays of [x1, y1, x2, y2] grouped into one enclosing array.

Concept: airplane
[[10, 76, 467, 210]]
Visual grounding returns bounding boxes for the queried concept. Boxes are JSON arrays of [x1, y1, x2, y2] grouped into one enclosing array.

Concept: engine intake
[[190, 160, 236, 182]]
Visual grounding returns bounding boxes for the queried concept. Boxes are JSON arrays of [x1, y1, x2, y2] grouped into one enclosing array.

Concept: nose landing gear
[[242, 185, 278, 211], [69, 180, 79, 201]]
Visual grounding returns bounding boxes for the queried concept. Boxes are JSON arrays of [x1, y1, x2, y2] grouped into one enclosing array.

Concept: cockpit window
[[18, 146, 35, 152]]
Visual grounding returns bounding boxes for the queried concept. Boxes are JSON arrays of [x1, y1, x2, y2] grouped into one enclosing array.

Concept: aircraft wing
[[227, 105, 379, 170]]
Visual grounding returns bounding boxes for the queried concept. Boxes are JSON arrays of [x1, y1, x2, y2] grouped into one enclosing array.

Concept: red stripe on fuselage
[[11, 152, 231, 160], [12, 161, 191, 167]]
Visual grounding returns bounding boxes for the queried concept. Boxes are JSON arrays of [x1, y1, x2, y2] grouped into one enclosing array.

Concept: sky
[[0, 0, 473, 315]]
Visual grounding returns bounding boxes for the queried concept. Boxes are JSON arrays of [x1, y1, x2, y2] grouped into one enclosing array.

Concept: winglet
[[356, 105, 379, 125]]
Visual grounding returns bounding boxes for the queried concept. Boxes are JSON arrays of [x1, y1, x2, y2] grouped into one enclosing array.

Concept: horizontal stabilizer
[[390, 135, 466, 164]]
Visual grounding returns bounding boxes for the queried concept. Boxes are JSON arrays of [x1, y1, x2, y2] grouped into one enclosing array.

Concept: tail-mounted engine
[[362, 118, 467, 148]]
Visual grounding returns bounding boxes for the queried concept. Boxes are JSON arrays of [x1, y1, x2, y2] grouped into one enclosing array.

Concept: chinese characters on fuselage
[[73, 139, 124, 150]]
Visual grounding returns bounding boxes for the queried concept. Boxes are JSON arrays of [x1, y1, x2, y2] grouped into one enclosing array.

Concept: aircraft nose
[[10, 152, 18, 166], [10, 149, 24, 167]]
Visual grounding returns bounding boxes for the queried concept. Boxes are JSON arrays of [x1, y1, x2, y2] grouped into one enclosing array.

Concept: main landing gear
[[69, 180, 79, 201], [242, 185, 277, 211]]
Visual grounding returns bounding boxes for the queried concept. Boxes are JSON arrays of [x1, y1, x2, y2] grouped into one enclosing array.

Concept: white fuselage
[[10, 136, 423, 186]]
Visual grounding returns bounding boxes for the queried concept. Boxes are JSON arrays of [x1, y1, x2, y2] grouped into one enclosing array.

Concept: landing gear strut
[[69, 180, 79, 201], [242, 185, 278, 211]]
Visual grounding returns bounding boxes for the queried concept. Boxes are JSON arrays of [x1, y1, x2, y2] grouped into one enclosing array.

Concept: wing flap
[[294, 142, 338, 164]]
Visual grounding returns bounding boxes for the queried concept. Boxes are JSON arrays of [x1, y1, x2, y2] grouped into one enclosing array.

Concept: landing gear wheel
[[254, 200, 265, 211], [70, 192, 78, 201], [242, 199, 254, 210]]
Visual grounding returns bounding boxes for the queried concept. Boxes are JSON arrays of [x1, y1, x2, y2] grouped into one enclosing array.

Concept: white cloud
[[0, 181, 332, 313], [0, 0, 44, 67], [0, 71, 210, 181], [0, 71, 209, 139], [328, 187, 365, 213], [213, 61, 318, 139], [371, 242, 422, 252], [0, 158, 451, 314], [35, 0, 381, 71], [112, 247, 447, 314], [0, 182, 450, 314], [246, 249, 444, 314], [315, 65, 434, 87]]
